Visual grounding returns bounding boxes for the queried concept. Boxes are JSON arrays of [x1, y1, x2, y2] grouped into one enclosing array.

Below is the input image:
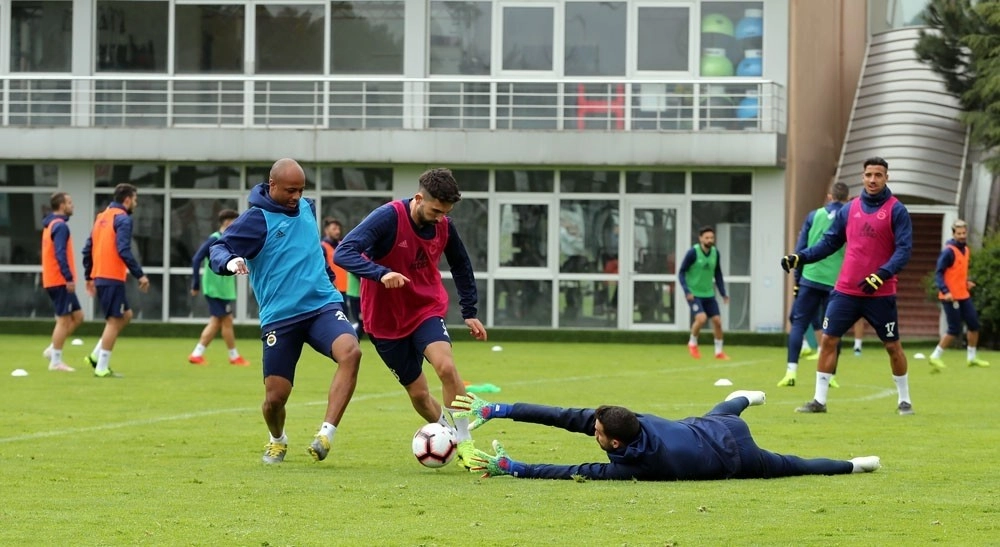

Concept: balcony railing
[[0, 76, 785, 133]]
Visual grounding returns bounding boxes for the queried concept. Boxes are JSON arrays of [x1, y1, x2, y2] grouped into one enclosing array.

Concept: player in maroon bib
[[335, 168, 488, 470], [780, 157, 915, 415]]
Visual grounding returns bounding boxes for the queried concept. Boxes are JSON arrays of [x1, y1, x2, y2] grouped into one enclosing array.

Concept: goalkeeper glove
[[780, 254, 800, 273], [858, 271, 888, 295], [471, 440, 526, 478], [451, 394, 510, 431]]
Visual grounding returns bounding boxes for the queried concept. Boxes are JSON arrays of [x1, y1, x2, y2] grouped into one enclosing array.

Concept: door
[[623, 199, 688, 329]]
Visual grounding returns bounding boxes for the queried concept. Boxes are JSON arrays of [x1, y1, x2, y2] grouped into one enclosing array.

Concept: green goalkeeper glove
[[471, 440, 526, 478], [451, 393, 511, 431]]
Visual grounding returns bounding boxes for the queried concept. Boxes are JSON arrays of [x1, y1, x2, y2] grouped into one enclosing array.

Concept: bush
[[970, 231, 1000, 348]]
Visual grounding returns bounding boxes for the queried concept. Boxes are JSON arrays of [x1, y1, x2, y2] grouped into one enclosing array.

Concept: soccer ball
[[412, 423, 458, 468]]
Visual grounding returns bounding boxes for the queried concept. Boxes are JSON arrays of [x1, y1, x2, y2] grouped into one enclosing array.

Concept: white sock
[[192, 343, 206, 357], [44, 343, 53, 353], [688, 335, 698, 346], [967, 347, 977, 361], [92, 339, 103, 357], [714, 339, 724, 355], [270, 432, 287, 445], [814, 372, 832, 404], [853, 339, 862, 350], [50, 349, 63, 366], [801, 340, 812, 351], [893, 374, 910, 404], [228, 348, 240, 360], [318, 422, 336, 442], [446, 408, 471, 442], [95, 349, 112, 373], [787, 362, 798, 373], [931, 345, 944, 359]]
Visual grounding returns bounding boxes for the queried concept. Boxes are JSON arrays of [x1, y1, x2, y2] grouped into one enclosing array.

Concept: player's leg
[[687, 299, 707, 358], [48, 288, 82, 371], [852, 320, 865, 355], [782, 287, 822, 386], [796, 292, 856, 413], [189, 313, 220, 365], [303, 306, 361, 461], [862, 296, 912, 414], [93, 284, 131, 377], [961, 300, 989, 367], [260, 325, 304, 463], [929, 300, 960, 371], [703, 298, 727, 359]]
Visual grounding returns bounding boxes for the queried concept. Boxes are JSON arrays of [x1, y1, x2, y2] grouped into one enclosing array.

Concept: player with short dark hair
[[81, 183, 150, 378], [678, 226, 730, 359], [209, 158, 362, 464], [778, 182, 851, 388], [188, 208, 248, 367], [334, 167, 487, 471], [929, 219, 990, 369], [40, 192, 82, 372], [453, 391, 881, 481], [781, 157, 914, 414]]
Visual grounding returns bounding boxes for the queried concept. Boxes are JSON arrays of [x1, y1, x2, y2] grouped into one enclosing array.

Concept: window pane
[[502, 6, 552, 71], [691, 201, 751, 276], [0, 272, 51, 316], [331, 1, 405, 74], [170, 273, 203, 318], [637, 7, 689, 71], [700, 3, 764, 77], [494, 279, 551, 326], [559, 200, 618, 274], [499, 203, 547, 267], [92, 193, 165, 268], [95, 164, 165, 188], [560, 171, 618, 193], [564, 2, 625, 76], [633, 280, 674, 324], [0, 164, 58, 187], [441, 277, 486, 325], [92, 274, 163, 321], [437, 197, 487, 272], [169, 197, 240, 271], [171, 165, 242, 190], [11, 1, 73, 72], [560, 280, 616, 328], [449, 169, 488, 192], [256, 5, 325, 74], [626, 171, 685, 194], [320, 167, 392, 191], [727, 282, 750, 330], [174, 5, 244, 73], [495, 170, 553, 192], [496, 82, 558, 129], [96, 1, 168, 72], [0, 192, 51, 265], [429, 1, 491, 75], [692, 172, 751, 194], [319, 196, 393, 241]]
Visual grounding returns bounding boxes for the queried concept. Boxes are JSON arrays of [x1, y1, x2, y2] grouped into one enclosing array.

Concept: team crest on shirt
[[265, 331, 278, 346], [876, 209, 887, 220]]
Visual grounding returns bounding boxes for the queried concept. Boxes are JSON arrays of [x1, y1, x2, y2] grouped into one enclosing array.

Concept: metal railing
[[0, 76, 785, 133]]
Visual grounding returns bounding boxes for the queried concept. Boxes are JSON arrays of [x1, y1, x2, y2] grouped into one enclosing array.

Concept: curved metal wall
[[835, 28, 966, 203]]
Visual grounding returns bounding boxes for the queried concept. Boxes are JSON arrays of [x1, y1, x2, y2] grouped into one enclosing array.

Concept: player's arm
[[471, 440, 642, 480], [676, 248, 695, 295], [209, 209, 266, 275], [713, 255, 727, 298], [190, 235, 215, 291], [879, 203, 914, 278], [443, 222, 479, 319], [934, 246, 955, 294], [51, 222, 74, 284], [797, 207, 847, 264], [792, 211, 815, 285], [333, 204, 396, 281], [451, 396, 597, 435], [114, 214, 145, 278], [81, 235, 94, 281]]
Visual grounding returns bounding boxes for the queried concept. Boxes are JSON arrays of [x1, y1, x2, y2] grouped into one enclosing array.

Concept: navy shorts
[[370, 317, 452, 387], [789, 285, 828, 331], [261, 304, 356, 384], [46, 286, 82, 316], [941, 298, 980, 335], [96, 283, 130, 319], [206, 296, 234, 318], [688, 296, 721, 319], [823, 291, 900, 342]]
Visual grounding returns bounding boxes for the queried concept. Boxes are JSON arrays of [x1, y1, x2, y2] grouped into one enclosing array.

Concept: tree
[[917, 1, 1000, 173]]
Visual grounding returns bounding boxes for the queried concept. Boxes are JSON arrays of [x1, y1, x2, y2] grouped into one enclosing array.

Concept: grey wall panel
[[835, 28, 966, 204]]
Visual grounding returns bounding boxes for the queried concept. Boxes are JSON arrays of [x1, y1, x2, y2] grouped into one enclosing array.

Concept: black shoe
[[897, 402, 914, 415], [795, 400, 827, 413]]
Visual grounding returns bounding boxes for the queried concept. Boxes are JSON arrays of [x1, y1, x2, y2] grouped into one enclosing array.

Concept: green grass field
[[2, 334, 997, 546]]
